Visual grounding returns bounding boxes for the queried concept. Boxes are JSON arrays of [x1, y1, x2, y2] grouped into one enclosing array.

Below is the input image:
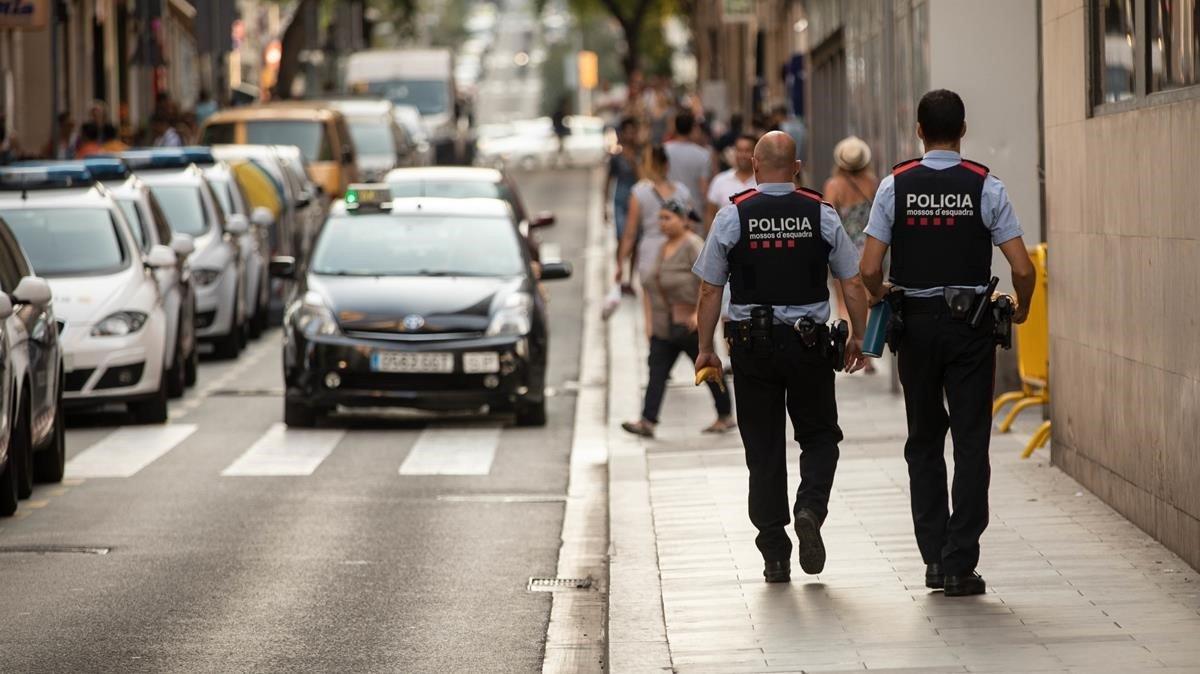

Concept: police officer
[[694, 131, 871, 583], [859, 89, 1036, 597]]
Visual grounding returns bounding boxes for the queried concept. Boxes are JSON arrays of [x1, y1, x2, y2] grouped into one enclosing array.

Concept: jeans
[[642, 333, 732, 424]]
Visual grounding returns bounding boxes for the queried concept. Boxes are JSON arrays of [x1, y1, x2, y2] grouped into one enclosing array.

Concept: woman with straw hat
[[824, 136, 879, 372]]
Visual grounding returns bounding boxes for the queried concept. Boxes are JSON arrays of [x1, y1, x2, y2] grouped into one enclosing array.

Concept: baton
[[969, 276, 1000, 329]]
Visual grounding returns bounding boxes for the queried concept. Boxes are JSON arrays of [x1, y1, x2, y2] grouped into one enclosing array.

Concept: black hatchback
[[272, 195, 570, 427]]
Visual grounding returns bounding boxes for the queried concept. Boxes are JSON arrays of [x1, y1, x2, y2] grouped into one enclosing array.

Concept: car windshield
[[244, 120, 330, 162], [311, 214, 524, 277], [349, 120, 394, 158], [388, 179, 500, 199], [1, 207, 127, 277], [150, 185, 211, 237], [364, 80, 448, 115], [116, 198, 148, 250]]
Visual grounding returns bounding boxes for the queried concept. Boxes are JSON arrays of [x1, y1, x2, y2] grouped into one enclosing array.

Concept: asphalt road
[[0, 164, 591, 672]]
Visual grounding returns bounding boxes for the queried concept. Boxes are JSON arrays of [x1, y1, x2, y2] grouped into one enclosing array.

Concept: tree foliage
[[565, 0, 675, 79]]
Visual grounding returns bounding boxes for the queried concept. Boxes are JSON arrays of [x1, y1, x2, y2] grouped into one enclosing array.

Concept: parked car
[[327, 99, 419, 181], [392, 104, 434, 167], [271, 189, 571, 428], [201, 103, 359, 198], [0, 211, 63, 516], [123, 150, 249, 359], [0, 165, 175, 424]]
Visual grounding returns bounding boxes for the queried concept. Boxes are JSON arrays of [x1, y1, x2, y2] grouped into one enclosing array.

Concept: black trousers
[[642, 333, 732, 423], [730, 334, 842, 562], [897, 309, 995, 576]]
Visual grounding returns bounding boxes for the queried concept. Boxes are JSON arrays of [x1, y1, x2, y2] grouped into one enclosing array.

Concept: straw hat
[[834, 136, 872, 172]]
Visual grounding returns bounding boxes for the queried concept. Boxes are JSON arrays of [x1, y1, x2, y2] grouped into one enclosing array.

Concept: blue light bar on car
[[0, 165, 95, 190], [180, 146, 216, 166], [80, 156, 131, 181], [119, 148, 191, 171]]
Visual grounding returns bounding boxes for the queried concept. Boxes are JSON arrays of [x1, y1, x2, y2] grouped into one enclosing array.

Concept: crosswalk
[[65, 421, 506, 480]]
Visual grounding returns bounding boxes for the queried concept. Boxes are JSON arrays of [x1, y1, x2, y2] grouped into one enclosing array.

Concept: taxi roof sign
[[345, 183, 392, 213]]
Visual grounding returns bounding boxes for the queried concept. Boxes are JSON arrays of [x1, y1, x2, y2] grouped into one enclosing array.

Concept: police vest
[[889, 158, 992, 289], [727, 188, 831, 306]]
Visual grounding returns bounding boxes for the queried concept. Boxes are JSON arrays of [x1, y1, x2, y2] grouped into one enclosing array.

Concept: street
[[0, 166, 589, 672]]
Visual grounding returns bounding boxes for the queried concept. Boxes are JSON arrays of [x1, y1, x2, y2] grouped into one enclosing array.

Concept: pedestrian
[[706, 133, 758, 229], [621, 199, 735, 438], [74, 123, 104, 159], [823, 135, 880, 372], [858, 89, 1037, 597], [605, 117, 641, 294], [42, 113, 74, 159], [616, 145, 692, 337], [663, 112, 711, 234], [693, 131, 871, 584], [152, 114, 183, 148], [550, 97, 570, 165]]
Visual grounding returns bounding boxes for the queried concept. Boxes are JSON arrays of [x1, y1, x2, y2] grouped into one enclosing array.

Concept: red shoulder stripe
[[960, 159, 990, 178], [795, 187, 834, 208], [731, 189, 760, 205], [891, 159, 921, 176]]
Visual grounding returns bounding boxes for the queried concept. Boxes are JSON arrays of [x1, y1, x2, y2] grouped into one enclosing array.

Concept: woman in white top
[[616, 145, 693, 336]]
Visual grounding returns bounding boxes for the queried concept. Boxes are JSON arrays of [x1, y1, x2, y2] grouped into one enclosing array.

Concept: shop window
[[1091, 0, 1200, 112], [1148, 0, 1200, 91], [1096, 0, 1138, 103]]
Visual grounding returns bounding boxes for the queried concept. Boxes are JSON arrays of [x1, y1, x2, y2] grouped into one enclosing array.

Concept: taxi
[[200, 102, 359, 198], [0, 165, 176, 423], [270, 185, 571, 427]]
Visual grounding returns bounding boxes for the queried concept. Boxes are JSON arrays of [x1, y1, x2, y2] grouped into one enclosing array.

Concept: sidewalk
[[605, 300, 1200, 673]]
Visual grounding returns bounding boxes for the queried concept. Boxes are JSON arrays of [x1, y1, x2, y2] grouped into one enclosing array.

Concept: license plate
[[462, 352, 500, 374], [370, 351, 454, 373]]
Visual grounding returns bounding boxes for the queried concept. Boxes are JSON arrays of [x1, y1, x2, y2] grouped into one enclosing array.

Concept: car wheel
[[213, 325, 242, 360], [33, 385, 65, 483], [14, 395, 32, 499], [130, 375, 169, 424], [514, 397, 546, 427], [284, 399, 317, 428], [250, 290, 269, 338], [184, 342, 199, 387], [166, 333, 186, 399], [0, 406, 19, 517]]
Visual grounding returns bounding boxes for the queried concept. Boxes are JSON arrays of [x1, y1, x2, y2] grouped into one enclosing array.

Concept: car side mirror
[[0, 293, 12, 320], [170, 233, 195, 258], [145, 244, 177, 269], [531, 211, 556, 228], [251, 206, 275, 229], [539, 260, 572, 281], [225, 213, 250, 236], [295, 191, 313, 209], [12, 276, 52, 307], [269, 255, 297, 279]]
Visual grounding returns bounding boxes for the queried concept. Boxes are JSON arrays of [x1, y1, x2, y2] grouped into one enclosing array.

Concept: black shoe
[[944, 571, 986, 597], [793, 509, 826, 575], [925, 563, 945, 590], [763, 560, 791, 583]]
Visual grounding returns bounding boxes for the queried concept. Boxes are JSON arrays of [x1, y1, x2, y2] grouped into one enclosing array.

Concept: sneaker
[[793, 508, 826, 575]]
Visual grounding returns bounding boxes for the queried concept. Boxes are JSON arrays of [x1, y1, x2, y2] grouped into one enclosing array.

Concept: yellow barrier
[[992, 244, 1051, 458]]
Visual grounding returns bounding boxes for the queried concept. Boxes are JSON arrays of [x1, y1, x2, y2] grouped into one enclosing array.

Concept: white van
[[345, 49, 460, 164]]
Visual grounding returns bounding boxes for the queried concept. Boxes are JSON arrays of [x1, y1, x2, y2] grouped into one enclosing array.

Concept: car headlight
[[291, 290, 341, 337], [192, 268, 222, 286], [91, 311, 149, 337], [486, 292, 532, 337]]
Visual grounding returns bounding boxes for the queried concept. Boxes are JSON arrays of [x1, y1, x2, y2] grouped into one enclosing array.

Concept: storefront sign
[[0, 0, 49, 30], [722, 0, 755, 23]]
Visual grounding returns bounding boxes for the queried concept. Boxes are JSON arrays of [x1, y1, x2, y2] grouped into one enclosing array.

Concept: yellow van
[[200, 103, 359, 197]]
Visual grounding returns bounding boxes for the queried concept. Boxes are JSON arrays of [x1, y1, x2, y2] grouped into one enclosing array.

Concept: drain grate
[[0, 545, 111, 555], [528, 576, 592, 592]]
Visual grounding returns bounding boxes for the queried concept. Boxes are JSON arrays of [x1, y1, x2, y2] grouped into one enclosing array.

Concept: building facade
[[1043, 0, 1200, 571]]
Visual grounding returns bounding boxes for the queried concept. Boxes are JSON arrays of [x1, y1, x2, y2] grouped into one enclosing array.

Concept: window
[[1, 208, 128, 277], [202, 122, 236, 145], [116, 198, 151, 252], [150, 185, 211, 237], [1091, 0, 1200, 111], [243, 121, 332, 162], [1148, 0, 1200, 91]]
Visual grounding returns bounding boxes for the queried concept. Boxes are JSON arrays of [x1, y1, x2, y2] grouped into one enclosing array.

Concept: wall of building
[[1042, 1, 1200, 571]]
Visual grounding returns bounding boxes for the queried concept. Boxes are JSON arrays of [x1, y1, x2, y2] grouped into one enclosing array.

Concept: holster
[[829, 320, 849, 372], [992, 295, 1015, 349]]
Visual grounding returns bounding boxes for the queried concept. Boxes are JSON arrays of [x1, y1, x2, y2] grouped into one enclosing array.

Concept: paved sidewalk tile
[[612, 319, 1200, 673]]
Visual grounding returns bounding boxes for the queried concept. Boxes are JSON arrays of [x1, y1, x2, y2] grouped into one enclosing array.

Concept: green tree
[[567, 0, 666, 80]]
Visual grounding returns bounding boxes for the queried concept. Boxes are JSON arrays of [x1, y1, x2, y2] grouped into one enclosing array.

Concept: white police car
[[123, 150, 249, 359], [0, 165, 176, 423]]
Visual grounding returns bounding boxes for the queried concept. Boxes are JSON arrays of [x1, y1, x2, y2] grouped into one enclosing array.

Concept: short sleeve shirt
[[706, 169, 757, 207], [692, 182, 860, 324], [864, 150, 1024, 297]]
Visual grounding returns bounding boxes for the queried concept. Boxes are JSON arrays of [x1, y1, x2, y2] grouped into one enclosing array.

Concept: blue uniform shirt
[[864, 150, 1024, 297], [693, 182, 860, 324]]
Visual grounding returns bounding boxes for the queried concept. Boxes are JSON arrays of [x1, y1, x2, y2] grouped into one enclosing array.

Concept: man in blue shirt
[[859, 89, 1036, 597], [694, 131, 871, 583]]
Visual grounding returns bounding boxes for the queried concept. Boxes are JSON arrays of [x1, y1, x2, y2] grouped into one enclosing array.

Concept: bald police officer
[[859, 89, 1036, 596], [694, 131, 871, 583]]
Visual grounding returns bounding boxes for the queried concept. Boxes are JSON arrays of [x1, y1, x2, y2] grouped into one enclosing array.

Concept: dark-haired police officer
[[694, 131, 871, 583], [859, 89, 1036, 596]]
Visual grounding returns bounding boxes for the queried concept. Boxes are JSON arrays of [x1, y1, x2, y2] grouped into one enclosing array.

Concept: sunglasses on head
[[661, 199, 700, 223]]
